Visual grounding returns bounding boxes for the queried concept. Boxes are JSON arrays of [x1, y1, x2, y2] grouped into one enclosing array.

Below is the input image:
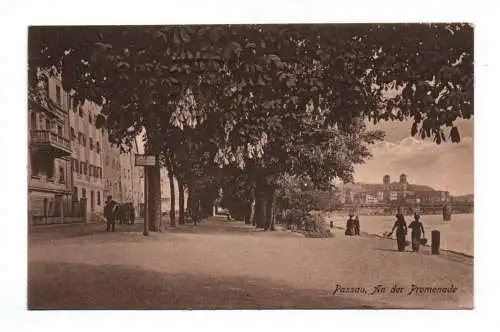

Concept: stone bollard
[[431, 230, 440, 255]]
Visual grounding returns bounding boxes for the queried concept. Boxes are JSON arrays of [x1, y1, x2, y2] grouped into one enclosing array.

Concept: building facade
[[29, 74, 145, 224], [68, 97, 105, 216], [28, 75, 73, 225], [102, 130, 122, 201]]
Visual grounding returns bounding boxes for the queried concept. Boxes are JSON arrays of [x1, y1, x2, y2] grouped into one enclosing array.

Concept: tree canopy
[[28, 24, 473, 230]]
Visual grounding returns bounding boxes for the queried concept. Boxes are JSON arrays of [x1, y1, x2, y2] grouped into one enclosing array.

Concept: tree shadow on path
[[28, 261, 378, 310]]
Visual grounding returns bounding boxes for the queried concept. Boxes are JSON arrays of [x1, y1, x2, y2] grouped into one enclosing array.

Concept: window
[[67, 94, 71, 110], [45, 119, 50, 131], [73, 98, 78, 112], [81, 134, 86, 147], [57, 125, 63, 136], [82, 188, 86, 198], [73, 158, 78, 172], [84, 162, 88, 175], [79, 162, 84, 174], [73, 186, 78, 201], [88, 113, 93, 124], [105, 156, 109, 166], [96, 141, 100, 154], [70, 127, 75, 141], [97, 191, 101, 206], [56, 86, 61, 105], [59, 166, 65, 184], [89, 138, 94, 150], [79, 106, 83, 117], [89, 165, 93, 177], [112, 159, 115, 169]]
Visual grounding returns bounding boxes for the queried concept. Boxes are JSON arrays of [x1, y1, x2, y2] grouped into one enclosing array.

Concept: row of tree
[[28, 24, 473, 232]]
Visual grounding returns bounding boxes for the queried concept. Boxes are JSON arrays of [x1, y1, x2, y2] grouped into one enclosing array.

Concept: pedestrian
[[389, 213, 408, 252], [354, 215, 361, 235], [130, 205, 135, 225], [104, 195, 118, 232], [345, 214, 357, 236], [409, 213, 425, 252]]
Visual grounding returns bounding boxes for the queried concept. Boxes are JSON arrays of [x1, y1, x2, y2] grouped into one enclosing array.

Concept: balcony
[[29, 176, 70, 194], [30, 130, 72, 156], [32, 96, 67, 120]]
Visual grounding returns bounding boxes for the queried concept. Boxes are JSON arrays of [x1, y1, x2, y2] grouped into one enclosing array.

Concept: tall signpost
[[135, 154, 157, 236]]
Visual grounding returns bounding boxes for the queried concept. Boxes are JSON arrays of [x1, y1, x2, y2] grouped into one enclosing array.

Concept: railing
[[29, 176, 69, 193], [30, 130, 71, 153]]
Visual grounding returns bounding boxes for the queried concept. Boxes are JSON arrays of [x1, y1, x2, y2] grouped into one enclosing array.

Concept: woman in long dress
[[409, 214, 425, 252], [354, 216, 361, 235], [345, 214, 356, 236], [390, 214, 408, 252]]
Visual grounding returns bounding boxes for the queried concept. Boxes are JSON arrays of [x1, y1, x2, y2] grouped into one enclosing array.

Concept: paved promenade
[[28, 216, 473, 309]]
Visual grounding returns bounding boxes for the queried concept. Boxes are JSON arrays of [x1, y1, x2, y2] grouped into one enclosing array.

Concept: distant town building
[[341, 174, 450, 205]]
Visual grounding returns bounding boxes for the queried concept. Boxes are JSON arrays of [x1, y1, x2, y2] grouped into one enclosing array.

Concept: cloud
[[354, 136, 474, 195]]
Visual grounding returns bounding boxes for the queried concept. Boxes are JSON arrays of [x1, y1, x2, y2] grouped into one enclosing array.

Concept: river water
[[325, 213, 474, 256]]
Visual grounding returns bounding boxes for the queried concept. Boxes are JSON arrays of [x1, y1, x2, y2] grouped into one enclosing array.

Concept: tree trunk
[[244, 201, 251, 224], [187, 186, 193, 221], [254, 182, 266, 229], [264, 187, 276, 231], [189, 187, 199, 226], [144, 136, 161, 233], [178, 181, 185, 225], [245, 185, 255, 225], [168, 171, 176, 227], [147, 165, 162, 232], [251, 187, 256, 226]]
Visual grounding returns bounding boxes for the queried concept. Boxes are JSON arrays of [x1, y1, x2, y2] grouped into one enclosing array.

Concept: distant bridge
[[340, 201, 473, 214]]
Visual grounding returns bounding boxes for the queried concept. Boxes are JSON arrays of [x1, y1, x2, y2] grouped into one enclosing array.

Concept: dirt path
[[28, 217, 473, 309]]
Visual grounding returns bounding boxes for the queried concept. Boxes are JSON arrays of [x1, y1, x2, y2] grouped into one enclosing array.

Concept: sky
[[353, 118, 474, 196], [139, 117, 474, 196]]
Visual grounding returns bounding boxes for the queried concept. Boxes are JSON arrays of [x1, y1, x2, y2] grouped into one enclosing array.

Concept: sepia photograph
[[25, 22, 475, 310]]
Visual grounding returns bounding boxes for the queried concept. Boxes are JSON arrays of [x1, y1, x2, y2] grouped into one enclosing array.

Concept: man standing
[[104, 195, 118, 232]]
